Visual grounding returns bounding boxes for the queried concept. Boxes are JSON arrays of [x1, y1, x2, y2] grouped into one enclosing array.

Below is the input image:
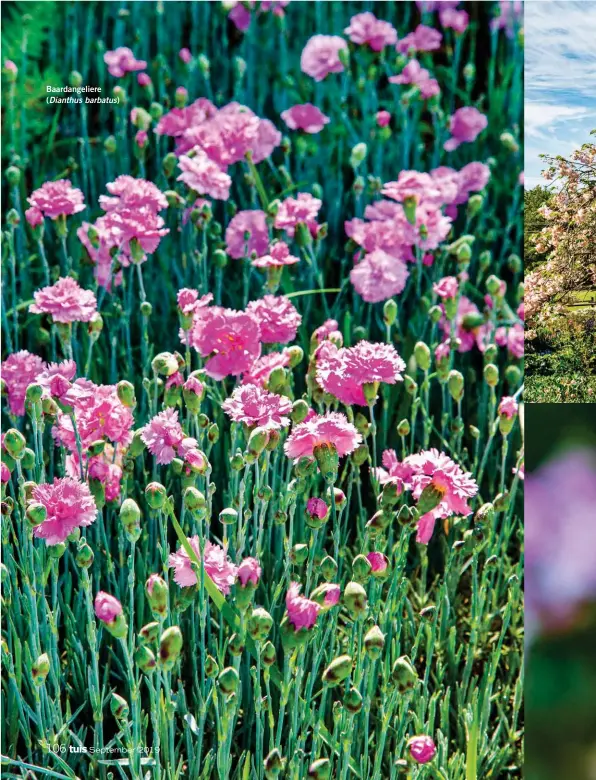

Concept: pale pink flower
[[316, 340, 405, 406], [100, 175, 168, 213], [179, 47, 192, 64], [350, 250, 410, 303], [104, 47, 147, 78], [137, 72, 152, 87], [286, 582, 320, 630], [491, 0, 522, 37], [344, 12, 397, 51], [389, 59, 440, 99], [30, 277, 97, 324], [433, 276, 458, 299], [440, 296, 484, 352], [382, 171, 442, 206], [228, 2, 252, 31], [242, 350, 291, 386], [312, 319, 340, 345], [367, 551, 389, 573], [101, 206, 169, 256], [155, 98, 217, 139], [408, 736, 437, 765], [225, 210, 269, 259], [444, 107, 488, 152], [27, 180, 85, 220], [247, 295, 302, 343], [440, 7, 469, 33], [191, 308, 261, 379], [25, 207, 44, 227], [183, 375, 204, 398], [177, 148, 232, 200], [495, 323, 524, 359], [300, 35, 348, 82], [376, 110, 391, 127], [284, 411, 362, 460], [168, 536, 238, 593], [237, 557, 262, 587], [1, 350, 46, 416], [281, 103, 330, 134], [222, 383, 292, 429], [32, 477, 97, 545], [454, 161, 491, 203], [397, 24, 442, 53], [252, 241, 300, 268], [141, 408, 185, 465], [498, 396, 518, 419], [94, 592, 123, 623], [321, 583, 340, 607], [274, 193, 322, 238]]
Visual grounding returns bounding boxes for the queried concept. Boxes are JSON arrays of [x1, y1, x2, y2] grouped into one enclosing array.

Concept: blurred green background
[[526, 404, 596, 780]]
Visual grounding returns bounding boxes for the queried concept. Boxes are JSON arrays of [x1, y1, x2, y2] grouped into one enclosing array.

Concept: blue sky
[[525, 0, 596, 189]]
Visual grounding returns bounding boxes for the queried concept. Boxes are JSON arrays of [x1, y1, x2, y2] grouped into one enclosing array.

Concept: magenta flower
[[316, 341, 406, 406], [25, 207, 44, 228], [397, 24, 442, 53], [389, 59, 440, 99], [1, 350, 46, 416], [242, 350, 291, 387], [407, 735, 437, 764], [252, 241, 300, 268], [284, 411, 362, 460], [100, 176, 168, 213], [179, 47, 192, 64], [190, 308, 261, 380], [440, 7, 469, 33], [300, 35, 348, 82], [177, 148, 232, 200], [141, 408, 185, 465], [94, 592, 123, 623], [246, 295, 302, 344], [367, 551, 389, 574], [31, 477, 97, 545], [433, 276, 459, 299], [350, 250, 410, 304], [444, 107, 488, 152], [137, 72, 152, 87], [169, 536, 238, 593], [382, 171, 442, 206], [1, 462, 11, 483], [225, 210, 269, 259], [237, 557, 262, 587], [27, 179, 85, 220], [274, 193, 322, 238], [498, 396, 518, 419], [344, 12, 397, 51], [155, 98, 217, 140], [495, 323, 524, 359], [281, 103, 330, 134], [29, 277, 97, 324], [67, 449, 123, 503], [376, 110, 391, 127], [286, 582, 320, 630], [307, 497, 329, 520], [104, 47, 147, 78], [322, 584, 340, 607], [440, 296, 485, 353], [222, 383, 292, 430]]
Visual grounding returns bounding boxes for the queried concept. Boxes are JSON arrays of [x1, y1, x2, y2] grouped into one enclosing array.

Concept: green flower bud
[[218, 666, 240, 694], [205, 654, 219, 678], [322, 655, 353, 686], [75, 541, 94, 568], [151, 352, 179, 377], [291, 399, 309, 424], [158, 626, 183, 671], [414, 342, 431, 371], [248, 426, 270, 456], [392, 655, 418, 691], [25, 383, 43, 405], [320, 556, 338, 582], [308, 758, 332, 779], [429, 304, 442, 324], [467, 194, 483, 218], [139, 622, 160, 644], [350, 142, 367, 169], [287, 345, 304, 368], [363, 381, 380, 406], [208, 422, 219, 444], [19, 448, 34, 471], [5, 166, 21, 186], [3, 429, 26, 459], [262, 640, 277, 666], [483, 363, 499, 388], [474, 503, 495, 526], [248, 607, 273, 641], [364, 625, 385, 660], [111, 692, 129, 721], [366, 509, 393, 534], [145, 482, 167, 510], [228, 632, 245, 657], [25, 502, 47, 528], [116, 380, 136, 409], [486, 275, 502, 297], [494, 492, 509, 512], [416, 482, 446, 516], [135, 644, 156, 674], [404, 375, 417, 396], [352, 554, 372, 583], [120, 498, 141, 542], [383, 298, 398, 326], [505, 364, 522, 386], [343, 581, 367, 616], [343, 686, 363, 715], [448, 370, 464, 402], [31, 652, 50, 685], [264, 748, 285, 779], [313, 442, 339, 484], [291, 543, 309, 565], [146, 575, 168, 618]]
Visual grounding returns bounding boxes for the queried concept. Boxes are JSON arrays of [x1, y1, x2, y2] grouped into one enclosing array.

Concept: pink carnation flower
[[307, 497, 329, 520], [316, 341, 406, 406], [191, 308, 261, 379], [397, 24, 442, 53], [1, 462, 11, 483], [495, 323, 524, 359], [141, 408, 185, 465], [32, 477, 97, 545], [155, 98, 217, 139], [300, 35, 348, 82], [100, 176, 168, 213], [281, 103, 330, 134], [246, 295, 302, 343], [27, 179, 85, 220], [350, 250, 410, 303], [25, 207, 44, 227], [345, 12, 397, 50], [94, 592, 123, 623], [104, 47, 147, 78], [444, 107, 488, 152], [286, 582, 320, 630], [137, 72, 152, 87], [225, 210, 269, 259], [177, 148, 232, 200], [377, 448, 478, 544], [274, 193, 322, 238], [168, 536, 238, 593], [367, 551, 389, 573], [389, 59, 440, 99], [237, 557, 262, 587], [252, 241, 300, 268], [284, 411, 362, 460], [242, 350, 291, 386], [222, 383, 292, 429], [67, 449, 123, 503], [408, 736, 437, 764], [433, 276, 459, 299], [440, 7, 469, 33], [1, 350, 46, 416], [498, 396, 518, 419], [30, 277, 97, 324], [440, 296, 484, 353], [382, 171, 442, 206], [376, 110, 391, 127], [179, 47, 192, 64]]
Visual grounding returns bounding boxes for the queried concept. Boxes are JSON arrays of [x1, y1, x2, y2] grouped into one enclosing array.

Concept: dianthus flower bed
[[1, 2, 523, 778]]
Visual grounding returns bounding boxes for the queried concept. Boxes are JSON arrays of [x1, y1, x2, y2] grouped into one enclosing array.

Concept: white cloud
[[525, 103, 589, 138]]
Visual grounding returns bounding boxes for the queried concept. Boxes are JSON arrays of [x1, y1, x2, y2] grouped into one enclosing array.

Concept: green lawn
[[526, 374, 596, 402]]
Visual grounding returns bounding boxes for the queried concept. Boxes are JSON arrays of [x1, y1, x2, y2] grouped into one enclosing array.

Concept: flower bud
[[3, 429, 26, 459], [145, 482, 167, 510], [228, 632, 245, 657], [494, 491, 509, 512], [416, 482, 445, 516], [383, 298, 398, 326], [474, 502, 495, 526], [205, 654, 219, 677], [308, 758, 332, 779], [290, 543, 309, 565], [364, 625, 385, 660], [352, 554, 372, 583], [111, 693, 129, 721], [135, 644, 156, 674], [414, 342, 431, 371], [483, 363, 499, 388], [218, 666, 240, 694], [363, 381, 380, 406], [146, 574, 168, 618], [26, 502, 47, 528], [486, 275, 502, 297], [248, 426, 270, 456], [116, 380, 136, 409], [407, 735, 437, 765], [158, 626, 183, 671], [151, 352, 179, 377], [392, 655, 418, 691], [448, 370, 464, 402], [120, 498, 141, 542], [313, 442, 339, 484], [262, 640, 277, 666], [343, 686, 363, 714], [76, 541, 94, 568], [322, 655, 352, 686], [343, 581, 367, 616], [291, 399, 309, 424], [31, 653, 50, 685], [248, 607, 273, 641], [264, 748, 285, 778], [350, 142, 367, 169], [139, 622, 160, 644]]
